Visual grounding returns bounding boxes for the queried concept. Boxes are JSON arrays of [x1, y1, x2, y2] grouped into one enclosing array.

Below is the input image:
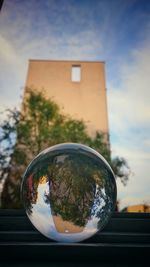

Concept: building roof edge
[[28, 59, 105, 64]]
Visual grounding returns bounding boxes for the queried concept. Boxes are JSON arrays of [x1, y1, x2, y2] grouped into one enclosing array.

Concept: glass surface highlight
[[21, 143, 117, 242]]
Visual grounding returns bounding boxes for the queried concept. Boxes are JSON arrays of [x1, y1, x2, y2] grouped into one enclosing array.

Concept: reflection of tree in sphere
[[21, 143, 117, 242]]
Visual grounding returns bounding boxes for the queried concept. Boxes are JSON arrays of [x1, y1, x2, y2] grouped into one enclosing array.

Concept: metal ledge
[[0, 209, 149, 264]]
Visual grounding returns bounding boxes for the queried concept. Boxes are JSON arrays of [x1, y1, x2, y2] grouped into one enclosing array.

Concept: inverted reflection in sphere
[[21, 143, 117, 242]]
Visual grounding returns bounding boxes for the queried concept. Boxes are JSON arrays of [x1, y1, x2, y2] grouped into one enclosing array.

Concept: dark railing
[[0, 209, 149, 265]]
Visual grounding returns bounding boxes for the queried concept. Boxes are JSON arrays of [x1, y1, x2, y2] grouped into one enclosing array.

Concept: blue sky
[[0, 0, 150, 209]]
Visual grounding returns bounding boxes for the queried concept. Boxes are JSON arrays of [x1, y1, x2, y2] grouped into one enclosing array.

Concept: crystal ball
[[21, 143, 117, 242]]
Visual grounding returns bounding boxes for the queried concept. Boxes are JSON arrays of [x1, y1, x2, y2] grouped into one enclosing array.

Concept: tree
[[0, 89, 130, 208]]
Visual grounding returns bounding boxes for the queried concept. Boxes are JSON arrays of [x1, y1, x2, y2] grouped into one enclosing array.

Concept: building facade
[[24, 60, 109, 138], [126, 204, 150, 213]]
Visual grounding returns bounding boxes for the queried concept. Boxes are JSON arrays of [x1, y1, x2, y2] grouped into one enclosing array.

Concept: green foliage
[[112, 157, 130, 186], [0, 89, 130, 208]]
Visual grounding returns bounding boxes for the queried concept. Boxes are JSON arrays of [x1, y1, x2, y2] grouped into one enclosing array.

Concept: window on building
[[71, 65, 81, 82]]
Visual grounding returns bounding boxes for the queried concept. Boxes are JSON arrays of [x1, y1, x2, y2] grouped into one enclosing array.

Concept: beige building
[[24, 60, 109, 139], [126, 204, 150, 213]]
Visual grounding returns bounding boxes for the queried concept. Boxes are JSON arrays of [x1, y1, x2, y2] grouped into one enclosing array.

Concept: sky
[[0, 0, 150, 210]]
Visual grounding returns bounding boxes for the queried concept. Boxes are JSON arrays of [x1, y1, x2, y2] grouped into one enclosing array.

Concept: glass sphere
[[21, 143, 117, 242]]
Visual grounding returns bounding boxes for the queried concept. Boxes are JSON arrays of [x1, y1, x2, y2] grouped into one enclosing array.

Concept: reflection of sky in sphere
[[22, 143, 116, 242]]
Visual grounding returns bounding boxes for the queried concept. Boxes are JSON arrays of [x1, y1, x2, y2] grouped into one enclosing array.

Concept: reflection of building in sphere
[[53, 216, 84, 233], [21, 143, 116, 242]]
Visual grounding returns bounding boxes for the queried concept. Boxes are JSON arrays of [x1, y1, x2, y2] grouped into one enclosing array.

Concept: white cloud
[[0, 34, 18, 64], [108, 41, 150, 133], [107, 39, 150, 209], [0, 33, 27, 116]]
